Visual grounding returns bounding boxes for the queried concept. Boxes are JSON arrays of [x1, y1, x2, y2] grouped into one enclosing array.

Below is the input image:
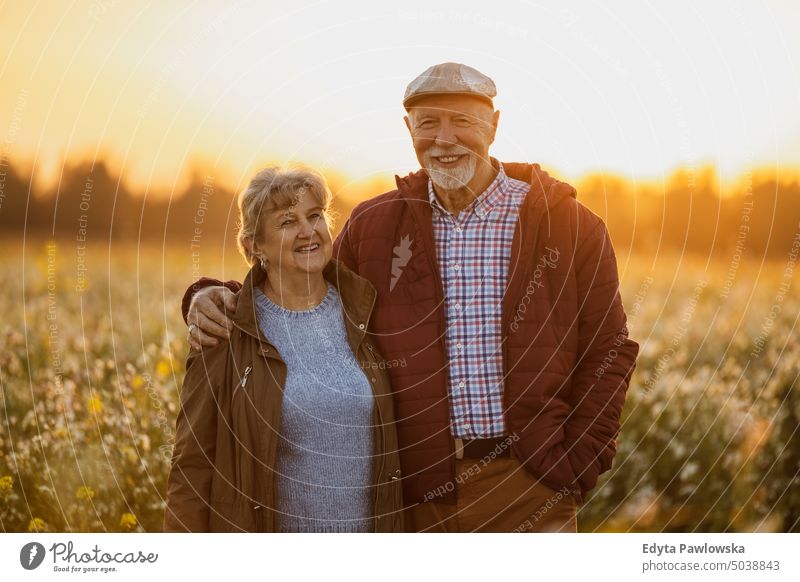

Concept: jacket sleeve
[[181, 278, 243, 324], [163, 349, 220, 532], [564, 215, 639, 495]]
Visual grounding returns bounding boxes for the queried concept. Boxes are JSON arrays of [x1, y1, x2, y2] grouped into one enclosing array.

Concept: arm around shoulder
[[181, 277, 242, 324]]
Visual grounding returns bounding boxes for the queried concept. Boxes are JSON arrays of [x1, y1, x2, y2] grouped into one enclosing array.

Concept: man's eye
[[281, 219, 294, 226]]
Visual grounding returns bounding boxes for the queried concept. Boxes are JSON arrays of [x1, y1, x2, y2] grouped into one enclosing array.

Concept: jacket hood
[[232, 258, 377, 346], [393, 158, 577, 209]]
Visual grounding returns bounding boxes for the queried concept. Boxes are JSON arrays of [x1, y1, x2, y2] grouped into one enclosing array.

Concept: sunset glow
[[1, 0, 798, 192]]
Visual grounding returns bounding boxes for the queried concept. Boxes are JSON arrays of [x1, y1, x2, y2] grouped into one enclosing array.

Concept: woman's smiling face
[[256, 187, 333, 279]]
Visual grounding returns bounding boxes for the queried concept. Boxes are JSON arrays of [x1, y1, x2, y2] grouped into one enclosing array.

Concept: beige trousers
[[406, 456, 578, 533]]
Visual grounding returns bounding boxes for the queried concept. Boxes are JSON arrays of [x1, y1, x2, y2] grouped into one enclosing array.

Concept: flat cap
[[403, 62, 497, 109]]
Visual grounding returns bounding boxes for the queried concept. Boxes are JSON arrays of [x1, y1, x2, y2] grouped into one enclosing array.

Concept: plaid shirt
[[428, 164, 530, 438]]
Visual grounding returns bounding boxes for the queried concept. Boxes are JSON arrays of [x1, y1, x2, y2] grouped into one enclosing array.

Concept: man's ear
[[489, 109, 500, 142], [403, 114, 412, 135]]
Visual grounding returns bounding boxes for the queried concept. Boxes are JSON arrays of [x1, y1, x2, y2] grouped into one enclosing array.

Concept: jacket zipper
[[233, 365, 252, 402], [238, 365, 252, 389], [502, 187, 548, 446], [234, 363, 260, 529], [501, 188, 549, 336], [365, 342, 386, 530]]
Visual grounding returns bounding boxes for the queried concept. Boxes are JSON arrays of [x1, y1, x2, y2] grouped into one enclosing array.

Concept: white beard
[[423, 147, 476, 191]]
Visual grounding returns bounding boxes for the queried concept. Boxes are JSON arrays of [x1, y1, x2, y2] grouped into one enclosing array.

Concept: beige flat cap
[[403, 62, 497, 109]]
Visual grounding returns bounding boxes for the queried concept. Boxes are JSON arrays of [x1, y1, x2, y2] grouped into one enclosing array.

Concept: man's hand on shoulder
[[187, 286, 238, 351]]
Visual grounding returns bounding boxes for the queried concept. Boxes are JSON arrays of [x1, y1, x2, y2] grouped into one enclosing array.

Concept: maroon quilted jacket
[[183, 160, 638, 506]]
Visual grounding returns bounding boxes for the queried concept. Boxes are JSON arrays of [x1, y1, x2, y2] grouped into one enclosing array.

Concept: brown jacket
[[165, 259, 404, 532]]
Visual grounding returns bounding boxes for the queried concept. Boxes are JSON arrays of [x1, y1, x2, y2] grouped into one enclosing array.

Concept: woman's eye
[[309, 213, 321, 219], [280, 219, 294, 227]]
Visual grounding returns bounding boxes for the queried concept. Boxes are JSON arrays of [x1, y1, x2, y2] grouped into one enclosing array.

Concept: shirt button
[[371, 377, 377, 383], [454, 303, 461, 310], [452, 263, 460, 270], [456, 342, 463, 350], [458, 381, 466, 388], [456, 227, 462, 233], [358, 323, 365, 330]]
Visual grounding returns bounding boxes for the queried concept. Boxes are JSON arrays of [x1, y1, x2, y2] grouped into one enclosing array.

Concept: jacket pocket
[[534, 395, 572, 443]]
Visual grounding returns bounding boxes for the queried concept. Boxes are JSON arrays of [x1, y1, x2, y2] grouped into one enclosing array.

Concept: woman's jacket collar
[[231, 258, 377, 348]]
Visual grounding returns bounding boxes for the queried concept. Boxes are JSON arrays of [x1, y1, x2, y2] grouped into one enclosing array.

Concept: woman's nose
[[297, 220, 314, 237]]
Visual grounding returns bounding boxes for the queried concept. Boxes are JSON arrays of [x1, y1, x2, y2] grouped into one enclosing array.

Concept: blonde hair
[[237, 166, 335, 266]]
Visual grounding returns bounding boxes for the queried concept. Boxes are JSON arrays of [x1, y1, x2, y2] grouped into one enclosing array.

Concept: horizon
[[4, 152, 800, 203]]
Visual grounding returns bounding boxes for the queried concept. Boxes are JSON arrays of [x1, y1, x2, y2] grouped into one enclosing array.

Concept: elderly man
[[182, 62, 638, 532]]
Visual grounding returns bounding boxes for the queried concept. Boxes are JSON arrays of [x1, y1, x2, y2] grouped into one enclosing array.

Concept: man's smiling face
[[404, 94, 499, 192]]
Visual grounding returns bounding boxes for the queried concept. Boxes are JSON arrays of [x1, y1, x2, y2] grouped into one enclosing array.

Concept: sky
[[1, 0, 798, 193]]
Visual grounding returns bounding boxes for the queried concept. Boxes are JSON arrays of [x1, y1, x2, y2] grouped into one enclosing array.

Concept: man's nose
[[433, 121, 457, 147]]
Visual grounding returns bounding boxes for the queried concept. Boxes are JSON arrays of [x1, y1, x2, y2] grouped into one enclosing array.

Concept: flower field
[[1, 240, 797, 532]]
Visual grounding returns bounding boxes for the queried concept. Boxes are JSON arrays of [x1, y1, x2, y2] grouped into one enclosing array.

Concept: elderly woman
[[164, 166, 403, 532]]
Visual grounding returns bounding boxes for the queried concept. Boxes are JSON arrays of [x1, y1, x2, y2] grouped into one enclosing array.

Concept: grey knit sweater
[[253, 283, 375, 532]]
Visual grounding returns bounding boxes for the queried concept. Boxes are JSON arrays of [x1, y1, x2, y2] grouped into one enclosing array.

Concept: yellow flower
[[124, 446, 138, 464], [119, 513, 138, 530], [131, 374, 145, 389], [155, 359, 171, 379], [76, 485, 95, 500], [0, 475, 12, 492], [87, 395, 104, 414], [28, 517, 46, 532]]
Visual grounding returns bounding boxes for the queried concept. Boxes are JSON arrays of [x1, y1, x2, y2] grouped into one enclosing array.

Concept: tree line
[[1, 158, 798, 259]]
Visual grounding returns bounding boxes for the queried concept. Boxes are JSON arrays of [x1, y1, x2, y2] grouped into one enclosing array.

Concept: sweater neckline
[[254, 282, 337, 318]]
